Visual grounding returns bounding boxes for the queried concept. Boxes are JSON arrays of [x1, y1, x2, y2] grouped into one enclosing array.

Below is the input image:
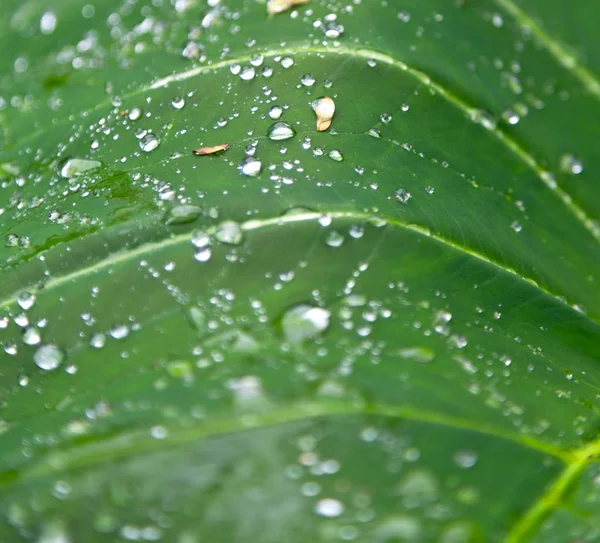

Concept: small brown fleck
[[192, 143, 230, 156], [267, 0, 310, 16], [311, 96, 335, 132]]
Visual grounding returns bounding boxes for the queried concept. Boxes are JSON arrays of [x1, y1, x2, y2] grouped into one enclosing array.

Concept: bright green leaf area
[[0, 0, 599, 541]]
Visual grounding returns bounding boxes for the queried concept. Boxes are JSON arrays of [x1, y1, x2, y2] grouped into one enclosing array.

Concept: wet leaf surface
[[0, 0, 600, 541]]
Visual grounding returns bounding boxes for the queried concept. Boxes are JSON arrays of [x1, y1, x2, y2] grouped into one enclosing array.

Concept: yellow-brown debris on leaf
[[192, 143, 230, 156], [311, 96, 335, 132], [267, 0, 310, 16]]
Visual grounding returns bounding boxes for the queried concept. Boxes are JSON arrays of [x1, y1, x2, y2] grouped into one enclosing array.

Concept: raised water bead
[[267, 121, 296, 141], [328, 149, 343, 161], [314, 498, 344, 518], [268, 105, 283, 120], [215, 221, 243, 245], [34, 344, 64, 371], [301, 73, 316, 87], [281, 304, 330, 344], [502, 108, 520, 125], [171, 96, 185, 109], [394, 188, 411, 203], [59, 158, 102, 178], [139, 133, 160, 152], [17, 291, 36, 310], [280, 56, 294, 68], [239, 66, 256, 81], [22, 326, 41, 346], [164, 205, 202, 226], [128, 107, 143, 120], [239, 157, 263, 177], [560, 153, 583, 175]]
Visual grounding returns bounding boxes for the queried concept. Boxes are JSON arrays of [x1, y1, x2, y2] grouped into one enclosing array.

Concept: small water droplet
[[380, 113, 392, 123], [502, 109, 520, 125], [280, 56, 294, 68], [194, 247, 212, 262], [510, 220, 522, 233], [396, 346, 435, 364]]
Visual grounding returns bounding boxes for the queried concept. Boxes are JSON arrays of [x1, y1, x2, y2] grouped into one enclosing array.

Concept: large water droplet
[[314, 498, 344, 518], [215, 221, 243, 245], [34, 344, 64, 371], [164, 205, 202, 225], [140, 133, 160, 153], [239, 157, 263, 177], [59, 158, 102, 179]]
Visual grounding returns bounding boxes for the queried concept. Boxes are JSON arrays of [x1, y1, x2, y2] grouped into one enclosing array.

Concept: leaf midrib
[[1, 210, 598, 331]]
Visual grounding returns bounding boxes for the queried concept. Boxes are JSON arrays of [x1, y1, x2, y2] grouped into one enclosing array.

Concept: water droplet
[[40, 11, 57, 34], [324, 21, 344, 38], [23, 327, 41, 346], [380, 113, 392, 123], [328, 149, 343, 161], [239, 65, 256, 81], [90, 333, 106, 348], [34, 344, 64, 371], [194, 247, 212, 262], [239, 157, 263, 177], [164, 205, 202, 225], [502, 109, 520, 125], [396, 346, 435, 364], [511, 220, 522, 233], [215, 221, 243, 245], [171, 96, 185, 109], [17, 292, 36, 310], [109, 324, 129, 339], [191, 230, 211, 248], [128, 107, 143, 121], [301, 73, 316, 87], [453, 449, 478, 469], [325, 230, 344, 247], [282, 304, 330, 344], [59, 158, 102, 178], [228, 375, 264, 401], [267, 121, 296, 141], [560, 153, 583, 175], [314, 498, 344, 518], [394, 188, 411, 203], [140, 133, 160, 153], [469, 109, 497, 130], [281, 56, 294, 68], [268, 105, 283, 120]]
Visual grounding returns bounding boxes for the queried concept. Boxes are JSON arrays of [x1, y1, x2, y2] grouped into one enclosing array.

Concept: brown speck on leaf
[[311, 96, 335, 132], [192, 143, 230, 156], [267, 0, 310, 16]]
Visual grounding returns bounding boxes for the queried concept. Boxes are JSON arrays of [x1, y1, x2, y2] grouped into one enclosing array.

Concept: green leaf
[[0, 0, 599, 541]]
